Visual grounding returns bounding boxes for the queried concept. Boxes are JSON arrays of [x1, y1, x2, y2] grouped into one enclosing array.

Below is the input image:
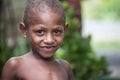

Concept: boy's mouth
[[40, 46, 57, 52]]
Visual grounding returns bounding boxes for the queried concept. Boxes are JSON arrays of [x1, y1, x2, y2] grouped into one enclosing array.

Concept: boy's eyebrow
[[35, 24, 64, 28], [31, 24, 46, 30], [54, 25, 64, 29], [35, 24, 46, 28]]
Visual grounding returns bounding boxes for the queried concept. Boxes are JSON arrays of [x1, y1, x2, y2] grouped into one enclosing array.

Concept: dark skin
[[1, 10, 73, 80]]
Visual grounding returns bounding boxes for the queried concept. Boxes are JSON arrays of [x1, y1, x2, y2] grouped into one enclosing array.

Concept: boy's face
[[20, 11, 67, 59]]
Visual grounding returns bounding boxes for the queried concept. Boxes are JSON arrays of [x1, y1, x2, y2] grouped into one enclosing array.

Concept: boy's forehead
[[30, 11, 64, 25]]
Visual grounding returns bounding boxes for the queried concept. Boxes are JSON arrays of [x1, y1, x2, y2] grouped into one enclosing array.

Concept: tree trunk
[[67, 0, 82, 32], [0, 0, 18, 52]]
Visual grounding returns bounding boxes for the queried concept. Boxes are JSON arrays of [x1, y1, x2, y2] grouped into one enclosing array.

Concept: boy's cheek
[[56, 37, 64, 44]]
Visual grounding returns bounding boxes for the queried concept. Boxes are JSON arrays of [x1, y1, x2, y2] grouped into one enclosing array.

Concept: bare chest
[[17, 64, 68, 80]]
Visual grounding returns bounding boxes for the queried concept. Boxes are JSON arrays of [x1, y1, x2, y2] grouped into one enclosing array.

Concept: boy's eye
[[53, 30, 63, 35], [36, 30, 45, 36]]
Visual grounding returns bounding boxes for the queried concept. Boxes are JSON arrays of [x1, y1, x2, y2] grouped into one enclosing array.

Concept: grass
[[92, 41, 120, 51]]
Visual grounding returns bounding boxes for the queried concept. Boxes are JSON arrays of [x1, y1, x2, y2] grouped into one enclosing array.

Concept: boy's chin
[[39, 52, 55, 60], [41, 54, 54, 60]]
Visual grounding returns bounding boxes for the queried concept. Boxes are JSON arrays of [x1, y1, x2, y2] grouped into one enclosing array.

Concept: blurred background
[[0, 0, 120, 80]]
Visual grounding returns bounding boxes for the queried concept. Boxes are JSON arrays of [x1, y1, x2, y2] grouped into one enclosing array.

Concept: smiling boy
[[1, 0, 73, 80]]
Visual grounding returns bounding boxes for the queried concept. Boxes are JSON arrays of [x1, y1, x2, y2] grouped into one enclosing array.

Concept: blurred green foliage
[[56, 1, 110, 80], [83, 0, 120, 20], [93, 41, 120, 52]]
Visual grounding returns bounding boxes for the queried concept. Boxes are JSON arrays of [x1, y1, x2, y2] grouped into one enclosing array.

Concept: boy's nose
[[44, 34, 54, 44]]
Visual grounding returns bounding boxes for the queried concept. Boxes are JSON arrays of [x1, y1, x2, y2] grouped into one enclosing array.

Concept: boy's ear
[[19, 22, 28, 38], [64, 23, 68, 33]]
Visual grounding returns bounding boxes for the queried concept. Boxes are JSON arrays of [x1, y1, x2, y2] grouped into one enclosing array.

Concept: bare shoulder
[[1, 56, 23, 80], [3, 57, 21, 71], [4, 56, 25, 68], [7, 57, 21, 66], [56, 59, 74, 80], [57, 59, 70, 68], [3, 53, 30, 69]]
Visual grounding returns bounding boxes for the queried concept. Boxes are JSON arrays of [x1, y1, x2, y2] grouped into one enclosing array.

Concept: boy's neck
[[30, 50, 55, 62]]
